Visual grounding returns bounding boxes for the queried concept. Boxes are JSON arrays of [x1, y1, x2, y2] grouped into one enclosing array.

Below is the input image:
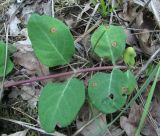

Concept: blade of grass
[[135, 63, 160, 136], [0, 25, 9, 101], [100, 0, 107, 17]]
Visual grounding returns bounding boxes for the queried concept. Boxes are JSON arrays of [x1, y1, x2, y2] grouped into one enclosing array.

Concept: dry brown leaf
[[13, 51, 49, 76]]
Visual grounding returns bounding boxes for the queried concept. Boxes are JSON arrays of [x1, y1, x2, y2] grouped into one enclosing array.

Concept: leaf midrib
[[33, 17, 68, 64]]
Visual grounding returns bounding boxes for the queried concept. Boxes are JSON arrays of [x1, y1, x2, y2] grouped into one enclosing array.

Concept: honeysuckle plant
[[1, 14, 137, 133]]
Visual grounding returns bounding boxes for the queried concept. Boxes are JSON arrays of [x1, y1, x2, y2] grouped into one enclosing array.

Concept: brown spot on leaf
[[112, 41, 117, 47], [50, 27, 56, 33]]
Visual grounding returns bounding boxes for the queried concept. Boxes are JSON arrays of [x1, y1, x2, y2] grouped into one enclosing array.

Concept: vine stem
[[4, 65, 127, 88]]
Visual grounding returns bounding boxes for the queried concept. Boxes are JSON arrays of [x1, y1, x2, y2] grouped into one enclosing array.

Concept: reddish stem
[[4, 66, 127, 88]]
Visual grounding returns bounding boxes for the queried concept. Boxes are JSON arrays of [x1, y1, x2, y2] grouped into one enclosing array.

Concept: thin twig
[[85, 2, 100, 32], [109, 0, 116, 24], [74, 19, 102, 43], [4, 66, 127, 88], [51, 0, 55, 17]]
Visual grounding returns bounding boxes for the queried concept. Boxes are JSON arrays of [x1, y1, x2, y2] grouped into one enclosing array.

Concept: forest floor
[[0, 0, 160, 136]]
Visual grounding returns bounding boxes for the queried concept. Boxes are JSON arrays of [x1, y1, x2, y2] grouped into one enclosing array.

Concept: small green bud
[[123, 47, 136, 66]]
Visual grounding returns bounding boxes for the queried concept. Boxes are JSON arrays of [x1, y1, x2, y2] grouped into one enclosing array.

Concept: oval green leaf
[[28, 14, 75, 67], [88, 69, 127, 113], [91, 25, 126, 64], [38, 78, 85, 132], [0, 41, 14, 77]]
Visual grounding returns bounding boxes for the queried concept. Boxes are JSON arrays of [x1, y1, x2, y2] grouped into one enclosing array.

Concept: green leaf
[[0, 41, 14, 77], [123, 47, 136, 66], [91, 25, 126, 64], [88, 69, 127, 113], [28, 14, 75, 67], [38, 78, 85, 132], [123, 70, 137, 95]]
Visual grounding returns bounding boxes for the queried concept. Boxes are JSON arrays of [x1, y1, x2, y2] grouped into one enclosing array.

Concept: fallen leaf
[[13, 51, 49, 76]]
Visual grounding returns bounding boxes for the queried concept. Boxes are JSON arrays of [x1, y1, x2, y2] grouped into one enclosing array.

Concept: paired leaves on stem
[[27, 14, 136, 133]]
